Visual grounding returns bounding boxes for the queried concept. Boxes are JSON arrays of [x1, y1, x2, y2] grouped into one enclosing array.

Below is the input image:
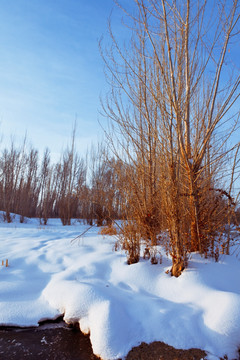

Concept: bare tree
[[89, 143, 120, 226], [0, 139, 27, 222], [55, 127, 86, 225], [38, 148, 58, 225], [18, 147, 39, 222], [101, 0, 240, 275]]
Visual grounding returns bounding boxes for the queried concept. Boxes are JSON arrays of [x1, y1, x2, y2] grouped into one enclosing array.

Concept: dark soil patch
[[0, 322, 207, 360], [2, 319, 238, 360], [126, 341, 207, 360], [0, 322, 100, 360]]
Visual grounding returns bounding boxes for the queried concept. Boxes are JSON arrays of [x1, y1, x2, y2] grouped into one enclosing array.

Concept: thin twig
[[71, 225, 95, 244]]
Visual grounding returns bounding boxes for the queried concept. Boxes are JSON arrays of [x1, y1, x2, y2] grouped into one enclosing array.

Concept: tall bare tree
[[38, 148, 58, 225], [89, 143, 120, 226], [18, 147, 39, 222], [56, 127, 86, 225], [0, 139, 27, 222], [102, 0, 240, 275]]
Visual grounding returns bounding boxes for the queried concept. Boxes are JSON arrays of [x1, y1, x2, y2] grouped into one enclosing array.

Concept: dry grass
[[99, 224, 118, 236]]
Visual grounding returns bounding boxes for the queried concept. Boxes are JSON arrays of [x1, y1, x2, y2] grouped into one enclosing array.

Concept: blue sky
[[0, 0, 121, 159], [0, 0, 239, 168]]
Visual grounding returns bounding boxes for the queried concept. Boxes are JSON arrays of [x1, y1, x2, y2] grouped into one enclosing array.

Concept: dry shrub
[[119, 221, 141, 265], [99, 224, 117, 236]]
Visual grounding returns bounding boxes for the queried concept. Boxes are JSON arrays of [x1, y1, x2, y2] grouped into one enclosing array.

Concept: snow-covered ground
[[0, 215, 240, 360]]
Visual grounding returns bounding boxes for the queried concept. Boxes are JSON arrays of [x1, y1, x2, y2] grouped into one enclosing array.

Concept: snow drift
[[0, 217, 240, 359]]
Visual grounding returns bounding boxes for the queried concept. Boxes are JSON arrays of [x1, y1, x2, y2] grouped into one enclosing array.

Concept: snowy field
[[0, 215, 240, 360]]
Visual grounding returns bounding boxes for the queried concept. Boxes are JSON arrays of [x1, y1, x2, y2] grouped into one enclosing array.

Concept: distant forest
[[0, 133, 123, 226]]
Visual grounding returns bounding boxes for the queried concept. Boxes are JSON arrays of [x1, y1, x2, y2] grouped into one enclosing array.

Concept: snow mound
[[0, 222, 240, 359]]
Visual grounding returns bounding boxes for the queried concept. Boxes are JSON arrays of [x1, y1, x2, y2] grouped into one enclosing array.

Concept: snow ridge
[[0, 219, 239, 359]]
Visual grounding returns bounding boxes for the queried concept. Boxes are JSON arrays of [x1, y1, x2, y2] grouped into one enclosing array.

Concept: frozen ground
[[0, 215, 240, 360]]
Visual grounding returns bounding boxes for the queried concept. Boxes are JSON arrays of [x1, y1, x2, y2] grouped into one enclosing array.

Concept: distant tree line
[[0, 133, 122, 227]]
